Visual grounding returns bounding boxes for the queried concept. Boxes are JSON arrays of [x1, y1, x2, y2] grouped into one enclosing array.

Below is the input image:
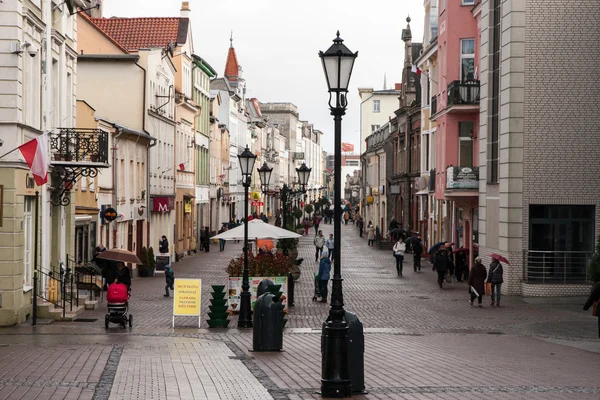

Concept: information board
[[227, 276, 288, 312], [172, 278, 202, 327]]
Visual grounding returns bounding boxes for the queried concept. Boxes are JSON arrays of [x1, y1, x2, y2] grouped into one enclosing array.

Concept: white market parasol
[[211, 219, 302, 241]]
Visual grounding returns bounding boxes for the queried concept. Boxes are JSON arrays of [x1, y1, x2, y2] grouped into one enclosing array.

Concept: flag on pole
[[18, 134, 48, 186], [179, 163, 185, 171], [411, 64, 422, 75]]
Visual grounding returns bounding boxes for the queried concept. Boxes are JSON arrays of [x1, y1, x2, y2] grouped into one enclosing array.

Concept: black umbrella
[[405, 236, 419, 245], [428, 241, 446, 254]]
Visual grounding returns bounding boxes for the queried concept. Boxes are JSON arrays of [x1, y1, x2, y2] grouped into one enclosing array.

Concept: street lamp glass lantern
[[237, 146, 257, 178], [296, 162, 311, 187], [257, 162, 273, 189], [319, 31, 358, 93]]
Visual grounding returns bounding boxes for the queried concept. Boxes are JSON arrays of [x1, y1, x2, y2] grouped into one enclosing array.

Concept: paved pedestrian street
[[1, 224, 599, 400]]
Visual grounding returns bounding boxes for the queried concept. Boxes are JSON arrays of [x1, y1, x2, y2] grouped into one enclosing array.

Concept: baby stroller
[[312, 272, 322, 301], [105, 282, 132, 328]]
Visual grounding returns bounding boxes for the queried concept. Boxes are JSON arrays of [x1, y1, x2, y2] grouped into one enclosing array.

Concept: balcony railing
[[430, 96, 437, 115], [50, 128, 109, 164], [524, 251, 592, 284], [447, 80, 480, 107]]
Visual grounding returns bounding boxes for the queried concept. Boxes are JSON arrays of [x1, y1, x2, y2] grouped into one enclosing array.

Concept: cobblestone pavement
[[1, 223, 599, 399]]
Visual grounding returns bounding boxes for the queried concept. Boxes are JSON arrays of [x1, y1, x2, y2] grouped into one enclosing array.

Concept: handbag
[[593, 301, 599, 317], [485, 282, 492, 296]]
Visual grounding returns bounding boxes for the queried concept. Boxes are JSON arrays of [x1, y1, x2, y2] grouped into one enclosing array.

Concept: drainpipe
[[407, 115, 412, 231], [113, 129, 124, 249]]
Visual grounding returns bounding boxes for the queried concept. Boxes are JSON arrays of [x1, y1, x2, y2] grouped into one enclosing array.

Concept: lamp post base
[[237, 291, 253, 328], [320, 319, 352, 397]]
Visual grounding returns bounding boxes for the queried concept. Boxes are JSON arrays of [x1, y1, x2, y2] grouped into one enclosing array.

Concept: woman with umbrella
[[488, 254, 508, 307]]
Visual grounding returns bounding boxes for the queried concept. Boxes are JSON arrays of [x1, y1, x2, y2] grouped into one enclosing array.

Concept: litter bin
[[253, 292, 284, 351], [345, 311, 365, 393], [257, 279, 274, 298]]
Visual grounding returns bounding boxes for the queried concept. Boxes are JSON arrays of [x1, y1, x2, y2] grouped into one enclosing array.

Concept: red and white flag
[[179, 163, 185, 171], [18, 134, 48, 186], [411, 65, 422, 75]]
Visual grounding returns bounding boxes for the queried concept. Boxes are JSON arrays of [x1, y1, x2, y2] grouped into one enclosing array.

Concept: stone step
[[84, 300, 99, 310]]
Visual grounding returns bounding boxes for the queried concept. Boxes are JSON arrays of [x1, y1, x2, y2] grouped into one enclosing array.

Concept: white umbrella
[[211, 219, 302, 241]]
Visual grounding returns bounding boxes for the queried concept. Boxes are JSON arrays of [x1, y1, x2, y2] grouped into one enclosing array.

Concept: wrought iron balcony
[[49, 128, 110, 207], [50, 128, 109, 164], [447, 80, 480, 107], [430, 96, 437, 115]]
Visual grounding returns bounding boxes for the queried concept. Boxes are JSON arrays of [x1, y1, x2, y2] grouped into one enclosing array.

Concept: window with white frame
[[458, 122, 474, 167], [23, 197, 34, 290], [371, 124, 380, 133], [460, 39, 476, 81], [373, 100, 380, 113]]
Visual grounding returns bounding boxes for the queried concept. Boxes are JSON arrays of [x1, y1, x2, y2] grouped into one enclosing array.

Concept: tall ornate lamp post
[[279, 163, 311, 230], [237, 146, 257, 328], [318, 31, 358, 397], [257, 162, 273, 194]]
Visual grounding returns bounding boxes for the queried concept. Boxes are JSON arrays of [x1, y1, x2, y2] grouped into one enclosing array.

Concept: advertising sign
[[446, 166, 479, 190], [184, 200, 192, 213], [172, 278, 202, 327], [103, 207, 118, 222], [155, 255, 170, 273], [227, 276, 288, 312], [153, 197, 174, 212], [341, 142, 354, 152]]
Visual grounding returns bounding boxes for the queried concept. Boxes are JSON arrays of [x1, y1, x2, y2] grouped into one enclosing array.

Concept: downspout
[[407, 115, 412, 231], [134, 61, 156, 249], [113, 129, 124, 249]]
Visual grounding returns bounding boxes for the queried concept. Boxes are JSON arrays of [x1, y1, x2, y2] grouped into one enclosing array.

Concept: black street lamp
[[257, 162, 273, 193], [318, 31, 358, 397], [277, 163, 311, 231], [237, 146, 257, 328]]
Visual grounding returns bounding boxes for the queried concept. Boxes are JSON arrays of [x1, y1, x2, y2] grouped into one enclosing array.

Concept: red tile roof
[[89, 17, 184, 52], [79, 13, 130, 54], [224, 46, 239, 81]]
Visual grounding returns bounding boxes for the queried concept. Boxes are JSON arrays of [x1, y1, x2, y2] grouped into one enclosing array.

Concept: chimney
[[395, 83, 402, 90], [180, 1, 190, 18]]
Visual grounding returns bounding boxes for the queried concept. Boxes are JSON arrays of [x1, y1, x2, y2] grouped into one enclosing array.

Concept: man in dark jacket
[[433, 248, 449, 288], [583, 281, 600, 338], [468, 257, 487, 307], [159, 236, 169, 254], [412, 237, 423, 272], [487, 259, 504, 306]]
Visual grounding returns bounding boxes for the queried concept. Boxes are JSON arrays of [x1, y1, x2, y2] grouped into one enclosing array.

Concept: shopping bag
[[470, 286, 480, 297], [485, 282, 492, 296]]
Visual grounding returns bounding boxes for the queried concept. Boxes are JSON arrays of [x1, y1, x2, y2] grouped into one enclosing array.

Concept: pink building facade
[[431, 0, 480, 268]]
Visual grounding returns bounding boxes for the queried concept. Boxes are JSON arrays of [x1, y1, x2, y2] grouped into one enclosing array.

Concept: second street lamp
[[318, 31, 358, 397], [237, 146, 257, 328], [278, 163, 312, 230]]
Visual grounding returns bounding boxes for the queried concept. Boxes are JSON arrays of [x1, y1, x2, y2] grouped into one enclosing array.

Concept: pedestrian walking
[[344, 211, 349, 225], [455, 250, 467, 282], [318, 250, 331, 302], [412, 236, 423, 272], [487, 258, 504, 306], [326, 233, 335, 261], [389, 217, 399, 241], [203, 227, 211, 252], [366, 222, 375, 246], [468, 257, 487, 307], [218, 226, 227, 252], [392, 237, 406, 277], [303, 218, 310, 236], [357, 218, 364, 237], [433, 248, 449, 289], [164, 265, 175, 297], [314, 230, 326, 262], [313, 215, 320, 235], [159, 235, 169, 254], [583, 281, 600, 338]]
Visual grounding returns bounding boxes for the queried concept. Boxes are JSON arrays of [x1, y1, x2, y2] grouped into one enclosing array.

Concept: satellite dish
[[66, 0, 91, 15]]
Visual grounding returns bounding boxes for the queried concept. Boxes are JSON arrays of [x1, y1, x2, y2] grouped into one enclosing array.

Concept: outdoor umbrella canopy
[[211, 219, 302, 241], [490, 253, 510, 265], [96, 249, 141, 264]]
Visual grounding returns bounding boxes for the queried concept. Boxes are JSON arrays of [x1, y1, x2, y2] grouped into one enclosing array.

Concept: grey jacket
[[487, 260, 504, 284]]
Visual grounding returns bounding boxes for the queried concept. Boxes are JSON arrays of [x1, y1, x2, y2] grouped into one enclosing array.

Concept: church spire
[[224, 33, 240, 86]]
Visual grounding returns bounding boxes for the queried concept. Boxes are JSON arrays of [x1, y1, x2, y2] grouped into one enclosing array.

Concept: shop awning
[[183, 193, 196, 199]]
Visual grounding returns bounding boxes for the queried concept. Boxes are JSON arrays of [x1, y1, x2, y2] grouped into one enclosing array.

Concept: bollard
[[287, 272, 295, 307], [345, 311, 366, 394], [252, 292, 284, 351]]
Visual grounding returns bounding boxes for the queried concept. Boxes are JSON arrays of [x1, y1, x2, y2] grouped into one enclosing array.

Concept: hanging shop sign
[[251, 201, 264, 207], [153, 197, 175, 212], [251, 191, 261, 200], [227, 276, 288, 312], [103, 207, 118, 222], [184, 200, 192, 213], [366, 195, 374, 205]]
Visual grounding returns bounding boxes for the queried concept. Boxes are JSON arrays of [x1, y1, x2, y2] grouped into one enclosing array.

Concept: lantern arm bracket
[[50, 165, 100, 206]]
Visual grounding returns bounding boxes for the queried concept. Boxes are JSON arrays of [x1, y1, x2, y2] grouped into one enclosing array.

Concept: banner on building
[[341, 142, 354, 152], [446, 166, 479, 190]]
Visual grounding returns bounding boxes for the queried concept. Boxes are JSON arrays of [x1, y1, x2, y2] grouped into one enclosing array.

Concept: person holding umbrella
[[488, 254, 507, 306], [411, 236, 423, 272]]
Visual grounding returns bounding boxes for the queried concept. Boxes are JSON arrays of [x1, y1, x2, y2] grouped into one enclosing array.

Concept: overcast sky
[[102, 0, 424, 153]]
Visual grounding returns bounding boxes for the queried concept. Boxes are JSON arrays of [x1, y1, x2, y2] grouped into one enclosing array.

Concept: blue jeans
[[491, 283, 502, 302]]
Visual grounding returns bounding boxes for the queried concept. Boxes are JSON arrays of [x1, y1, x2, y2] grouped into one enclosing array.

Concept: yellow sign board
[[184, 200, 192, 213], [173, 279, 202, 325]]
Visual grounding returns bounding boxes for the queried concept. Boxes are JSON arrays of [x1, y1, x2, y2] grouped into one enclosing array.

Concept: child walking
[[164, 265, 175, 297]]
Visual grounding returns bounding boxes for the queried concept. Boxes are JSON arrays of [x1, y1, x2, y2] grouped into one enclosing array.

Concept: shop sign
[[153, 197, 174, 212], [103, 207, 118, 222], [251, 201, 264, 207], [366, 195, 374, 205], [172, 278, 202, 328], [227, 276, 288, 312], [446, 166, 479, 190], [184, 200, 192, 213], [15, 170, 36, 196]]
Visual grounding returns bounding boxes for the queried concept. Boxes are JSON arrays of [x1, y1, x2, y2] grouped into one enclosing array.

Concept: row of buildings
[[0, 0, 325, 325], [359, 0, 600, 297]]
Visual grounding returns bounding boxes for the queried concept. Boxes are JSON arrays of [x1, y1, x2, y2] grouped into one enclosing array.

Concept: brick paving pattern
[[0, 223, 598, 399]]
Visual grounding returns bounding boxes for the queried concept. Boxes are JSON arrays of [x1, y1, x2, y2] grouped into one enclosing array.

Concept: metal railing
[[523, 250, 592, 284], [49, 128, 109, 163], [447, 80, 480, 107]]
